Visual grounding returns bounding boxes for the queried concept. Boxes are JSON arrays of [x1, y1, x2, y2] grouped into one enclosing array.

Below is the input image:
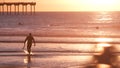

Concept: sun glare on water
[[95, 38, 112, 52], [96, 38, 112, 43], [96, 38, 112, 47]]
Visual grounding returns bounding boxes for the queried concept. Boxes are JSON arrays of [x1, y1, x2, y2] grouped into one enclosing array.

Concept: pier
[[0, 2, 36, 15]]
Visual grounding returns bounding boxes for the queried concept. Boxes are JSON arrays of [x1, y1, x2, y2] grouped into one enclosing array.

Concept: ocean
[[0, 11, 120, 68]]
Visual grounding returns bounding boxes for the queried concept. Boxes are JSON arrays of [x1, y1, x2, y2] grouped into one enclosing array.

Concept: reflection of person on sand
[[23, 33, 36, 54]]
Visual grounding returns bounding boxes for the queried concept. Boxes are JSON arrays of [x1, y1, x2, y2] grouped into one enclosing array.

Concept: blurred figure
[[97, 47, 112, 64], [95, 46, 115, 68], [23, 33, 36, 54]]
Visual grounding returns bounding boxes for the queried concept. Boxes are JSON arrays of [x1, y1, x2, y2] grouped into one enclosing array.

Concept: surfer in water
[[23, 33, 36, 54]]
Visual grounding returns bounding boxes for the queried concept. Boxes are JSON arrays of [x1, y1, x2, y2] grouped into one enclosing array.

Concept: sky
[[1, 0, 120, 11], [37, 0, 120, 11]]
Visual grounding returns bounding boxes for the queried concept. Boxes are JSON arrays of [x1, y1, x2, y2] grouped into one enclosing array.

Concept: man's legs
[[27, 44, 32, 54]]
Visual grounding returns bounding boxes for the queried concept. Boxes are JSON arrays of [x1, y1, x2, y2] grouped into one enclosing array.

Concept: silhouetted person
[[99, 47, 112, 64], [95, 46, 114, 68], [23, 33, 36, 54]]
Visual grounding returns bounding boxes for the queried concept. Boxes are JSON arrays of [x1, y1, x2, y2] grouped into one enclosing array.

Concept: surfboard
[[23, 50, 34, 55]]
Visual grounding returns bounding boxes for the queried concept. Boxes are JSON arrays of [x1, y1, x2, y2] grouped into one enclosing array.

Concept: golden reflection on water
[[95, 38, 112, 53], [96, 64, 111, 68], [47, 56, 94, 62], [96, 11, 113, 23], [24, 58, 28, 64], [23, 50, 33, 64], [97, 43, 111, 47], [96, 38, 112, 43], [24, 52, 32, 68]]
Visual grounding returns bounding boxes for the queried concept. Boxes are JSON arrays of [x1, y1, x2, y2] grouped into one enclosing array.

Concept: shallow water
[[0, 12, 120, 68]]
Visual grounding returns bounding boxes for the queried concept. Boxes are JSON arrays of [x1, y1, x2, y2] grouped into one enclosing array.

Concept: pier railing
[[0, 2, 36, 15]]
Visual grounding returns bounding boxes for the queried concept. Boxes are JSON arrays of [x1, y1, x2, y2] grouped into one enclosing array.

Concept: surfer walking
[[23, 33, 36, 54]]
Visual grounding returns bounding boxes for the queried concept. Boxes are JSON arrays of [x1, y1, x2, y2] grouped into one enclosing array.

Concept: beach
[[0, 12, 120, 68]]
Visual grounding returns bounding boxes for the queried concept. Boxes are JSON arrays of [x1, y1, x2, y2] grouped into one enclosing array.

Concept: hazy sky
[[37, 0, 120, 11], [1, 0, 120, 11]]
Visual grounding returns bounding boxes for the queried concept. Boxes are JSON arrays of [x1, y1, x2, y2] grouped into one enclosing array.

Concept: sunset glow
[[37, 0, 119, 11]]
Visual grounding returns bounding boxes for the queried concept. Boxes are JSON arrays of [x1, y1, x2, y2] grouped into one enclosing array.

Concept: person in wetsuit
[[23, 33, 36, 54]]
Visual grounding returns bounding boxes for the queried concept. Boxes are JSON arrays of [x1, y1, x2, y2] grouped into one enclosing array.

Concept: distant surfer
[[18, 22, 23, 25], [23, 33, 36, 54], [96, 26, 99, 29]]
